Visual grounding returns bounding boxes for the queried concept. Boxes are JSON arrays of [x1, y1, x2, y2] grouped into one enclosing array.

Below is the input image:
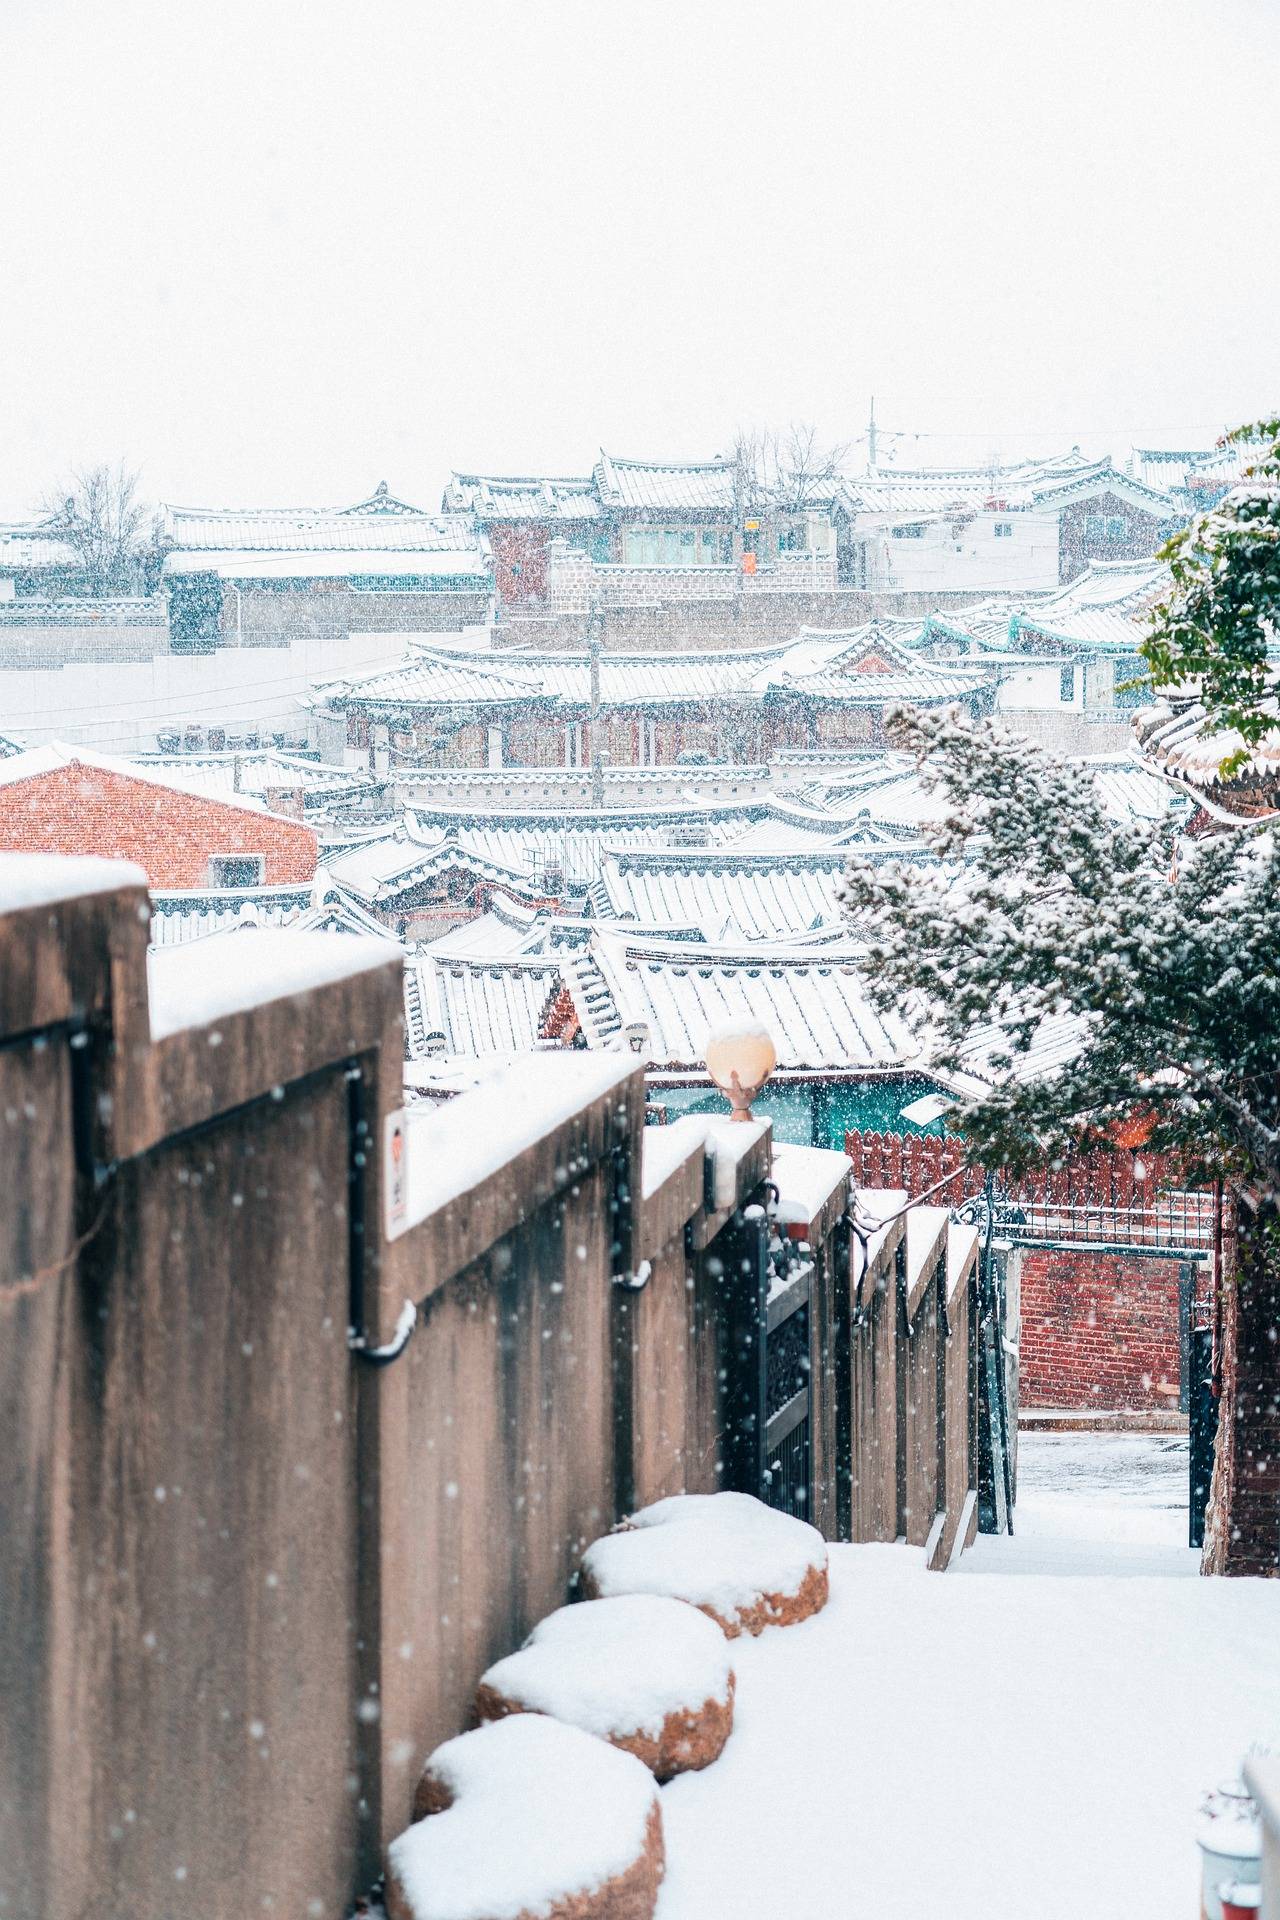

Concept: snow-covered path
[[657, 1435, 1280, 1920]]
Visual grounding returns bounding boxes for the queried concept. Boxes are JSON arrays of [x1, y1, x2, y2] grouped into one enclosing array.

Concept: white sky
[[2, 0, 1278, 518]]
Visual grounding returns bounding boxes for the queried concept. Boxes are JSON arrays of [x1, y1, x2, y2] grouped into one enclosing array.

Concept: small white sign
[[384, 1108, 409, 1240]]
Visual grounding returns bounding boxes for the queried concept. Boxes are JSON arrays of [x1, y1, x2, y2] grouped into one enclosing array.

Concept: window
[[1107, 515, 1128, 541], [1059, 664, 1077, 703], [891, 522, 926, 540], [208, 854, 264, 888], [1084, 513, 1106, 541], [993, 520, 1012, 538]]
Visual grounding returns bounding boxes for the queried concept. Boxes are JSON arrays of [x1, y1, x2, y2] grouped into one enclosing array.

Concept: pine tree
[[840, 707, 1280, 1570], [1142, 416, 1280, 771]]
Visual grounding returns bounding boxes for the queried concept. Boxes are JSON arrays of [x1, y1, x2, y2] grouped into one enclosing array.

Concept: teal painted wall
[[650, 1075, 945, 1149]]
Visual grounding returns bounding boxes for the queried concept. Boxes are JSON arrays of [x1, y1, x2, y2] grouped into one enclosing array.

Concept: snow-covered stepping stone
[[386, 1713, 664, 1920], [580, 1491, 828, 1639], [475, 1594, 735, 1781]]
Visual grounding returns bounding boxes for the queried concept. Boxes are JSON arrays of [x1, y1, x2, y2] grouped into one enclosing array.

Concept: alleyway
[[657, 1434, 1280, 1920]]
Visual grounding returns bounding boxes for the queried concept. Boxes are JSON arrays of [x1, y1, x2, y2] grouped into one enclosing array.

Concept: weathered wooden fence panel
[[0, 862, 982, 1920]]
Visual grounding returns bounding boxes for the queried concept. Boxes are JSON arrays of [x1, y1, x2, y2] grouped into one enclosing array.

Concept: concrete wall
[[0, 629, 409, 752], [0, 865, 977, 1918]]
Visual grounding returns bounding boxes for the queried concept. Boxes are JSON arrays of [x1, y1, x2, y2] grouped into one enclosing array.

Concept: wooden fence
[[0, 857, 980, 1920]]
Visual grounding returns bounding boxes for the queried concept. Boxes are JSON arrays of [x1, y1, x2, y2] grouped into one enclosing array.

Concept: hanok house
[[306, 623, 996, 772], [159, 482, 494, 651], [0, 744, 317, 889], [0, 512, 84, 600], [912, 555, 1172, 751], [831, 451, 1180, 595], [443, 450, 837, 619]]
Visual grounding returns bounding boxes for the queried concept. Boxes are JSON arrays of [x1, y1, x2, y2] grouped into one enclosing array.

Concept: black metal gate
[[716, 1202, 813, 1522], [763, 1255, 811, 1520]]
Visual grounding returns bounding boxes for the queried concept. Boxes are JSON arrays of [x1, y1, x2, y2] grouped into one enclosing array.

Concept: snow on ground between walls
[[388, 1714, 662, 1920], [581, 1493, 828, 1637], [655, 1438, 1280, 1920], [477, 1596, 735, 1778]]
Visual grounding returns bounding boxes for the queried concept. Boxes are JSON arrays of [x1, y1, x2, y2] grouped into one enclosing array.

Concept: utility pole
[[588, 598, 604, 809], [868, 395, 877, 474]]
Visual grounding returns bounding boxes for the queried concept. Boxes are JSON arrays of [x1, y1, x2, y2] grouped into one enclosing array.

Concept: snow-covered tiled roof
[[310, 648, 549, 711], [588, 929, 919, 1073], [163, 547, 490, 582], [442, 473, 602, 520], [147, 881, 315, 944], [1024, 461, 1177, 517], [402, 800, 762, 890], [403, 951, 562, 1057], [1132, 699, 1280, 806], [754, 624, 996, 705], [325, 827, 530, 904], [324, 635, 794, 709], [836, 451, 1178, 521], [161, 491, 473, 550], [0, 594, 166, 626], [592, 848, 850, 942], [0, 515, 80, 571], [593, 452, 737, 513], [130, 749, 378, 805], [391, 762, 772, 809]]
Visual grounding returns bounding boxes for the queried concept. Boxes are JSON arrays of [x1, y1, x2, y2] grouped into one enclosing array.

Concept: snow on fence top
[[0, 850, 146, 913], [403, 1052, 638, 1226], [146, 929, 397, 1040], [770, 1142, 852, 1229]]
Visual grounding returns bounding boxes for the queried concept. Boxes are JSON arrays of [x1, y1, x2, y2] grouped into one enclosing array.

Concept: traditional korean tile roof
[[160, 490, 468, 550], [591, 848, 851, 942], [146, 880, 315, 944], [1023, 461, 1177, 517], [326, 635, 796, 710], [324, 826, 530, 904], [0, 515, 80, 572], [442, 473, 602, 520], [583, 928, 920, 1073], [391, 762, 772, 808], [402, 800, 762, 889], [1132, 699, 1280, 810], [130, 749, 378, 806], [593, 452, 737, 514], [0, 594, 165, 626], [1077, 753, 1193, 825], [752, 623, 996, 705], [163, 547, 491, 583], [403, 951, 564, 1057], [309, 648, 550, 711], [836, 451, 1178, 522]]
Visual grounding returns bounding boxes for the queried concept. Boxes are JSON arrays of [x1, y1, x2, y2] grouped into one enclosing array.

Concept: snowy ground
[[658, 1434, 1280, 1920]]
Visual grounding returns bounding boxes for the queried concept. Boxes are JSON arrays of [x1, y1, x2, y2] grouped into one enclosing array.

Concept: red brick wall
[[1018, 1245, 1190, 1411], [0, 764, 317, 888]]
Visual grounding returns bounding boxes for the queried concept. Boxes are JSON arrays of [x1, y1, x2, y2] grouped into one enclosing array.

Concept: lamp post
[[705, 1020, 776, 1123]]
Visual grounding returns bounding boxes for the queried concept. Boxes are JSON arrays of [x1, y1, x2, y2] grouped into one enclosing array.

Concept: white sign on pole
[[384, 1109, 409, 1240]]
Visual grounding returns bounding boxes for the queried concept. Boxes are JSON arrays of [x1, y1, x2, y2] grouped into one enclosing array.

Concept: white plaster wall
[[0, 631, 409, 751], [860, 511, 1060, 593]]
